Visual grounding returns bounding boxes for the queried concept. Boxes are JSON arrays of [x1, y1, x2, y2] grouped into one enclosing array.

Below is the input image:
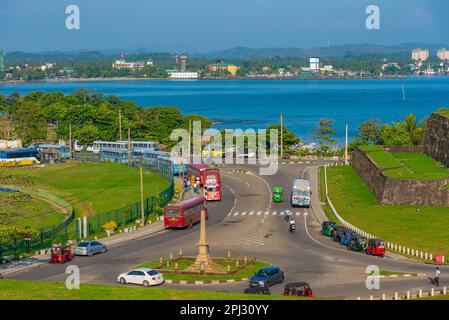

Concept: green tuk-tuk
[[321, 221, 336, 237], [348, 234, 367, 252], [273, 186, 284, 203]]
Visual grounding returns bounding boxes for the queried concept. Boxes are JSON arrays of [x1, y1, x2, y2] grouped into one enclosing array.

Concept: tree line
[[0, 90, 211, 147]]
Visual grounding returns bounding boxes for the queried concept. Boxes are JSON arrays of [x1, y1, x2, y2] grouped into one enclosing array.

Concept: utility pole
[[140, 167, 145, 227], [69, 123, 72, 160], [188, 119, 192, 163], [127, 127, 131, 166], [280, 113, 284, 159], [344, 124, 349, 165], [118, 109, 122, 141]]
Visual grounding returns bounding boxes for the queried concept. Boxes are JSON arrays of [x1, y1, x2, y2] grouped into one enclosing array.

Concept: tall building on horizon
[[412, 48, 429, 67], [179, 53, 187, 72], [438, 48, 449, 61]]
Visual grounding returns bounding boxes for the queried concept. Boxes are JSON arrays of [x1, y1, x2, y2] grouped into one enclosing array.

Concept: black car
[[243, 286, 271, 295]]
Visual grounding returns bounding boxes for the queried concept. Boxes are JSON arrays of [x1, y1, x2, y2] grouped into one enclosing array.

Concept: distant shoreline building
[[168, 53, 198, 79], [167, 70, 199, 79], [207, 63, 240, 76], [112, 53, 150, 70], [412, 48, 429, 67], [309, 58, 320, 72], [438, 48, 449, 61]]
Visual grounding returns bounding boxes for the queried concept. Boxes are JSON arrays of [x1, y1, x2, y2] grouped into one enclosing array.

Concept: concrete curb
[[165, 277, 249, 285], [375, 273, 426, 278]]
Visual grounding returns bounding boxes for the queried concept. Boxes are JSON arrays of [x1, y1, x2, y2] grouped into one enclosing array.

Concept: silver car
[[74, 241, 107, 256]]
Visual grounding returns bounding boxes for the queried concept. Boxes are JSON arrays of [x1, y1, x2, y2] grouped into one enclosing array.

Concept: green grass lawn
[[0, 192, 63, 229], [367, 150, 403, 169], [386, 152, 449, 180], [360, 146, 449, 180], [0, 279, 317, 300], [324, 165, 449, 258], [137, 259, 271, 281], [1, 162, 168, 218]]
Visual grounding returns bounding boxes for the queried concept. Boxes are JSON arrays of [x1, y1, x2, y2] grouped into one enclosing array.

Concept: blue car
[[249, 266, 284, 287], [74, 241, 107, 256]]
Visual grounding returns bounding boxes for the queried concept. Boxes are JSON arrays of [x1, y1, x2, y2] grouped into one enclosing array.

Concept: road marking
[[233, 212, 239, 216], [241, 211, 247, 216], [257, 211, 262, 216], [296, 212, 301, 216], [265, 211, 270, 215], [280, 211, 285, 216], [272, 211, 277, 216], [249, 211, 254, 216]]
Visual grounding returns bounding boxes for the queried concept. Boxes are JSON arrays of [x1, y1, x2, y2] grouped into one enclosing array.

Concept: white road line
[[272, 211, 277, 216], [280, 211, 285, 216], [303, 214, 335, 250], [265, 211, 270, 215], [249, 211, 254, 216], [257, 211, 262, 216], [296, 212, 301, 216], [233, 212, 239, 216], [241, 211, 247, 216]]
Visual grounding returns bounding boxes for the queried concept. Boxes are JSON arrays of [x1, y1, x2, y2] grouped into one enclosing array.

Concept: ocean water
[[1, 77, 449, 143]]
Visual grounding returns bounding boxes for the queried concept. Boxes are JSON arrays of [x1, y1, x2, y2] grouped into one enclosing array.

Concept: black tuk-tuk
[[331, 226, 347, 242], [283, 282, 313, 297]]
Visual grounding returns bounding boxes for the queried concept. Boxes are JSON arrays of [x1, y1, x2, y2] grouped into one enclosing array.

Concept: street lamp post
[[24, 226, 32, 254]]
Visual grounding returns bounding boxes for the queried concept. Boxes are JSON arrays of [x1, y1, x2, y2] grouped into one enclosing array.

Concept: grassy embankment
[[323, 165, 449, 258], [0, 162, 169, 230], [0, 279, 318, 300], [0, 191, 62, 229]]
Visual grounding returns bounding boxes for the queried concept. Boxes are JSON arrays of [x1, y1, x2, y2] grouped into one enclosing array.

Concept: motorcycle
[[289, 220, 296, 233], [284, 210, 292, 222]]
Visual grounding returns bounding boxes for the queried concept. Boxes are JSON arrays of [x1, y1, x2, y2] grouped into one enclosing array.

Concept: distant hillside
[[4, 50, 176, 65], [4, 43, 448, 64], [198, 43, 449, 60]]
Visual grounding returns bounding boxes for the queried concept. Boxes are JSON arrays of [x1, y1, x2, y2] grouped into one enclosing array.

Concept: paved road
[[8, 161, 449, 299]]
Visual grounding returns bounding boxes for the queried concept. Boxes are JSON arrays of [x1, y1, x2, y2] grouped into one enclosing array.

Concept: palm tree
[[403, 114, 423, 145]]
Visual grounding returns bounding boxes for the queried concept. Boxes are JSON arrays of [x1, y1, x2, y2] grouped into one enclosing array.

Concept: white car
[[117, 268, 164, 287]]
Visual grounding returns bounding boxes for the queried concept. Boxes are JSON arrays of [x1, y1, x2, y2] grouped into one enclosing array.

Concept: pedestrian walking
[[435, 267, 441, 287]]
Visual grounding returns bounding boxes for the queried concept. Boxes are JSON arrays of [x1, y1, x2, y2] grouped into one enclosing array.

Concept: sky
[[1, 0, 448, 53]]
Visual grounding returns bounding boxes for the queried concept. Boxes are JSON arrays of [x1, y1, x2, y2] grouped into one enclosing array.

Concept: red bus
[[164, 196, 208, 229], [187, 164, 209, 186], [204, 168, 221, 201]]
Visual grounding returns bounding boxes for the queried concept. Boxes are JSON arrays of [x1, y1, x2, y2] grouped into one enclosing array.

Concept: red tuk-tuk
[[50, 246, 74, 263], [365, 238, 386, 257]]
